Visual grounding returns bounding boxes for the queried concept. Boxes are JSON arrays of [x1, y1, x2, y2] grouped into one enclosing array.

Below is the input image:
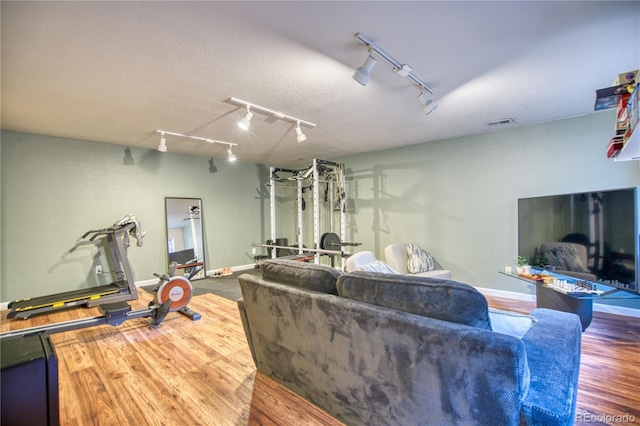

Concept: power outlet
[[95, 265, 102, 275]]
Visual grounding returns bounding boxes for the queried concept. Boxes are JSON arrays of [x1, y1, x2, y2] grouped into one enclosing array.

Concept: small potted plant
[[516, 256, 531, 275]]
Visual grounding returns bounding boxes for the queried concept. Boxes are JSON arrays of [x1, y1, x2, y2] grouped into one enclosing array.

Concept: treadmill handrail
[[82, 222, 136, 241]]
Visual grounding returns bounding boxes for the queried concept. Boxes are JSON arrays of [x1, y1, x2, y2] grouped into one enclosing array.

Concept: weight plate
[[320, 232, 341, 250]]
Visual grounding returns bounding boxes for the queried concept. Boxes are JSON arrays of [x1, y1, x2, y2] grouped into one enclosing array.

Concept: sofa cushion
[[407, 244, 435, 273], [260, 259, 341, 294], [337, 271, 492, 329], [359, 260, 400, 274]]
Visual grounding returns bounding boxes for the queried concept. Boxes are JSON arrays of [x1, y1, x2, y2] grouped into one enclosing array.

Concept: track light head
[[295, 122, 307, 143], [227, 147, 237, 162], [353, 54, 377, 86], [422, 99, 437, 115], [418, 91, 438, 115], [238, 106, 253, 130], [158, 133, 167, 152]]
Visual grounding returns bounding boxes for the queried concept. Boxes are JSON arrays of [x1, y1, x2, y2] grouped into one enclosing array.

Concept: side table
[[499, 268, 639, 331], [535, 284, 593, 331]]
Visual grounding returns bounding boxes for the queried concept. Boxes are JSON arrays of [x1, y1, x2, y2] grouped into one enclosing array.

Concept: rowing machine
[[151, 271, 201, 321]]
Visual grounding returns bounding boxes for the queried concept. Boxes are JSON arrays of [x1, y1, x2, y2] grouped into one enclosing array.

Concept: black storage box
[[1, 333, 59, 426]]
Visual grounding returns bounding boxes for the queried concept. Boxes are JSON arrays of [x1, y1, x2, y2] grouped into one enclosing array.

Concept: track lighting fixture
[[228, 97, 316, 143], [155, 130, 238, 160], [237, 105, 253, 131], [158, 133, 167, 152], [353, 53, 377, 86], [295, 121, 307, 143], [418, 91, 438, 115], [353, 32, 437, 114]]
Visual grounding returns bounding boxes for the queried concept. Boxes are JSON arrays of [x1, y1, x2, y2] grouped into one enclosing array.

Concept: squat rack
[[267, 159, 347, 268]]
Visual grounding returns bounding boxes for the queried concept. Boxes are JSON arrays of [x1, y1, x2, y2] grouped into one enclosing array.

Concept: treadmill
[[6, 222, 140, 320]]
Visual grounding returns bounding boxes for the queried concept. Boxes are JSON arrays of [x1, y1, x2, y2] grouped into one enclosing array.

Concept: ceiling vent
[[486, 118, 515, 127]]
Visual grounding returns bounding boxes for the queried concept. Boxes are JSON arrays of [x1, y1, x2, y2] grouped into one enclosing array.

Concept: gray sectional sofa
[[237, 259, 582, 426]]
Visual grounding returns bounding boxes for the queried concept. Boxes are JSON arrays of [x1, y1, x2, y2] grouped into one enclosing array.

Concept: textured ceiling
[[2, 1, 639, 167]]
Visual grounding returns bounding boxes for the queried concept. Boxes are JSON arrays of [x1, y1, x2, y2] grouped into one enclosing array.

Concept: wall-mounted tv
[[518, 187, 638, 293]]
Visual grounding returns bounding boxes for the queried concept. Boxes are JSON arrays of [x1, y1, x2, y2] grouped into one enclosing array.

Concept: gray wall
[[334, 111, 640, 310], [1, 130, 270, 302]]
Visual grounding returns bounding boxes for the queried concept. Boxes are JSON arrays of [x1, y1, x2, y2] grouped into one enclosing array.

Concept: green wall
[[335, 111, 640, 310], [1, 130, 270, 302], [2, 111, 640, 312]]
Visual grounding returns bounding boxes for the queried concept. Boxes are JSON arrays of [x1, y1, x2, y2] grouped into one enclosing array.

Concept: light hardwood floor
[[1, 290, 639, 425]]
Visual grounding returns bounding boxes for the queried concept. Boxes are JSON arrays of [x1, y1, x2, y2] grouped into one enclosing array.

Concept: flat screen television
[[518, 187, 638, 293]]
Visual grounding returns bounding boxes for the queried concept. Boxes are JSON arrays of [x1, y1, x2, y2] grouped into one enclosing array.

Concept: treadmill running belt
[[8, 283, 125, 311]]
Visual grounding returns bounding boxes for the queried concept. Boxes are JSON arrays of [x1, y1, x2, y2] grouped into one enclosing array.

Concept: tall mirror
[[165, 197, 206, 280]]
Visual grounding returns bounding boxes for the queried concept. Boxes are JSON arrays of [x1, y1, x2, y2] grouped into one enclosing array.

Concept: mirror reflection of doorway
[[165, 197, 206, 280]]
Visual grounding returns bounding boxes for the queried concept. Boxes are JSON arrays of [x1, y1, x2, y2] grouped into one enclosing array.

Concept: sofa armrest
[[237, 299, 258, 367], [384, 243, 448, 276], [520, 308, 582, 426], [384, 243, 410, 274], [345, 251, 377, 272]]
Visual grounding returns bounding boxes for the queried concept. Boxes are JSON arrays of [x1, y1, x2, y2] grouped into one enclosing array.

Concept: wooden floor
[[1, 291, 639, 425], [1, 291, 341, 425]]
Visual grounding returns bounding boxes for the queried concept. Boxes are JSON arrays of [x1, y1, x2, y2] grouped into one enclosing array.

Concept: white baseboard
[[134, 278, 158, 288], [476, 286, 537, 303], [590, 302, 640, 318], [227, 264, 256, 273], [475, 286, 640, 318], [135, 264, 256, 288], [205, 264, 256, 277]]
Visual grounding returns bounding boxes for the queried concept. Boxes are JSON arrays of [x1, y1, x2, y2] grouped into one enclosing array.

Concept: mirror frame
[[164, 197, 206, 280]]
